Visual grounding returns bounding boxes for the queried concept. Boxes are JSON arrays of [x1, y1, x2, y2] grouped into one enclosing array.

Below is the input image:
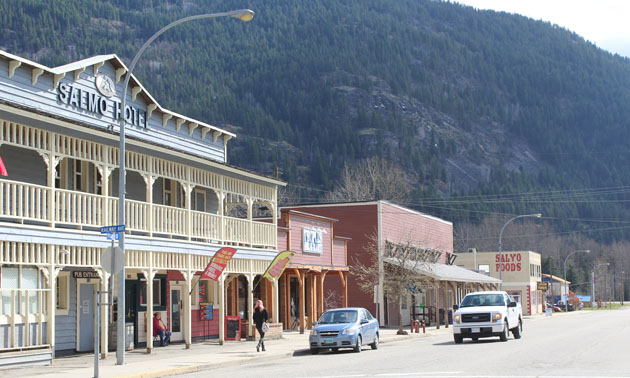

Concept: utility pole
[[622, 271, 625, 306]]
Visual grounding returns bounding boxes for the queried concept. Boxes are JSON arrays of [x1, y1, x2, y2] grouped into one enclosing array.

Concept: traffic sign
[[101, 246, 125, 274], [100, 225, 125, 234]]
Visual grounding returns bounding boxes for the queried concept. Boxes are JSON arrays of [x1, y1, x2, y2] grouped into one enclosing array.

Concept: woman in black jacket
[[253, 300, 269, 352]]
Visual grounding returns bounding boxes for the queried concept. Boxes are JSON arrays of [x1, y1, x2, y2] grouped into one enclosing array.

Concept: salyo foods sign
[[495, 253, 522, 272], [57, 74, 148, 128]]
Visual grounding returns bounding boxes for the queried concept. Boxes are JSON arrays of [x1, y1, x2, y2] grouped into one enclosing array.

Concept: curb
[[119, 351, 294, 378], [292, 331, 435, 356]]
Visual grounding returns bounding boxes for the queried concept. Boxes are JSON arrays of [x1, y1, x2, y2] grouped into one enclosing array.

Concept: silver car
[[309, 307, 379, 354]]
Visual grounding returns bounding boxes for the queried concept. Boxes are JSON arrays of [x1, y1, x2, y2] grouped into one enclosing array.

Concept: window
[[198, 280, 216, 304], [94, 168, 103, 195], [74, 159, 83, 191], [56, 272, 70, 314], [139, 279, 162, 306], [1, 266, 42, 315], [478, 264, 490, 274], [194, 189, 206, 212], [163, 179, 172, 206]]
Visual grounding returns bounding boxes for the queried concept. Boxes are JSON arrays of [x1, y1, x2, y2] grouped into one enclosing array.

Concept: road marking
[[376, 373, 461, 376]]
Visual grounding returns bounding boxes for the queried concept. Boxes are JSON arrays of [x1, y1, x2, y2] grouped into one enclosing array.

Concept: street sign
[[101, 246, 125, 274], [100, 225, 125, 234], [537, 281, 549, 291], [106, 232, 120, 241]]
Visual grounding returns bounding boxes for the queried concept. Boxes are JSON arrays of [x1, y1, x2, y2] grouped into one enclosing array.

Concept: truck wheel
[[454, 334, 463, 344], [310, 348, 319, 355], [512, 318, 522, 339], [499, 322, 509, 342]]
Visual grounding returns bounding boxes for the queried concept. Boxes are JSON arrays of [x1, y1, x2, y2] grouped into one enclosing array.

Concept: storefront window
[[139, 279, 162, 306], [56, 272, 70, 313], [1, 266, 41, 315]]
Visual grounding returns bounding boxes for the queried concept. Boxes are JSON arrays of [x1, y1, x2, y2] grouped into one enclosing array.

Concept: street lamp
[[116, 9, 254, 365], [498, 213, 542, 290], [591, 263, 609, 308], [563, 249, 590, 312]]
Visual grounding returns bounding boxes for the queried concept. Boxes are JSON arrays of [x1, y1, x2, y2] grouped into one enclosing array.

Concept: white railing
[[0, 180, 48, 222], [225, 217, 249, 244], [252, 221, 275, 247], [153, 204, 187, 236], [191, 210, 221, 240], [55, 189, 102, 226], [0, 179, 274, 247]]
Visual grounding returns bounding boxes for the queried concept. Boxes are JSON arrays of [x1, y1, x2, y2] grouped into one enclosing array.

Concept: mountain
[[3, 0, 630, 242]]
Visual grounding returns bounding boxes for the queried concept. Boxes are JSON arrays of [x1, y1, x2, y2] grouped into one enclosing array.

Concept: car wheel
[[370, 333, 379, 350], [472, 337, 479, 342], [499, 321, 509, 342], [331, 347, 339, 353], [354, 335, 362, 353], [453, 334, 463, 344], [310, 348, 319, 355], [512, 318, 523, 339]]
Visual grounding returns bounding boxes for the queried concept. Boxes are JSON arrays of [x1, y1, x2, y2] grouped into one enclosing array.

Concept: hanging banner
[[200, 247, 237, 281], [262, 250, 296, 280]]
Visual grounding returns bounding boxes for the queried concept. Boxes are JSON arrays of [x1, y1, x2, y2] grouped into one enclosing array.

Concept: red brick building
[[284, 201, 499, 328]]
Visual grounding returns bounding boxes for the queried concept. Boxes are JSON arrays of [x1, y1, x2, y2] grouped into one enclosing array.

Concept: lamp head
[[232, 9, 254, 22], [535, 213, 542, 218]]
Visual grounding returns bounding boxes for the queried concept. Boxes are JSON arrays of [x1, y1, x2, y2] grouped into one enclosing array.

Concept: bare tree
[[326, 157, 414, 204], [352, 232, 435, 334]]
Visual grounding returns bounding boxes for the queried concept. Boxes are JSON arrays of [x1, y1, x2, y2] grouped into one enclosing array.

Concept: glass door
[[170, 286, 183, 341]]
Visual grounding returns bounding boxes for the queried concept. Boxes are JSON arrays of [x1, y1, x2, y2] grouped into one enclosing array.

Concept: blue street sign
[[100, 225, 125, 234], [106, 232, 120, 241]]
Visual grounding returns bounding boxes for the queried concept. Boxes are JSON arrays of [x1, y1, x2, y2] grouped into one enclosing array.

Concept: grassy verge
[[582, 303, 628, 311]]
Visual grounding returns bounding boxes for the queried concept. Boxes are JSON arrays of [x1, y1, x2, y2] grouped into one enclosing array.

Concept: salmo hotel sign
[[57, 74, 148, 128]]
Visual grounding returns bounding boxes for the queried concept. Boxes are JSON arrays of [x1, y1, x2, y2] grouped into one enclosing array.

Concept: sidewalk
[[3, 325, 451, 378]]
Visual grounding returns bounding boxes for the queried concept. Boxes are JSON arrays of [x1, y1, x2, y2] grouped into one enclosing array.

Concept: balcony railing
[[0, 179, 275, 248]]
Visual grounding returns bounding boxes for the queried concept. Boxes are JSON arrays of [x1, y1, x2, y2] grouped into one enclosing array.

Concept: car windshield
[[460, 294, 505, 307], [317, 310, 358, 324]]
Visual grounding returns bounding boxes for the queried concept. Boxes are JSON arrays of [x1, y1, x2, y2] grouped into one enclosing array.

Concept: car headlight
[[454, 315, 461, 324], [310, 329, 318, 336], [492, 313, 503, 322], [342, 326, 358, 335]]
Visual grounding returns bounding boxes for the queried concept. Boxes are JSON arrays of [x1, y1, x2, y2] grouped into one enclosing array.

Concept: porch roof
[[384, 258, 501, 284]]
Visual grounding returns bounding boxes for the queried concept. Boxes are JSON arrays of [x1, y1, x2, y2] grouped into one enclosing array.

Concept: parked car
[[309, 307, 379, 354], [556, 301, 574, 311], [452, 291, 523, 343]]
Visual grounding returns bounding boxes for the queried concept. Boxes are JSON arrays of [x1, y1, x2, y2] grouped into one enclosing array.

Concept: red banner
[[200, 247, 237, 281]]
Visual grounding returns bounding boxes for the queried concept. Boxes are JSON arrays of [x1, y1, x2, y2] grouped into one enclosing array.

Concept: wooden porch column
[[272, 278, 279, 323], [46, 245, 56, 354], [309, 275, 316, 327], [247, 273, 254, 339], [143, 252, 156, 354], [184, 182, 193, 240], [337, 271, 348, 307], [141, 172, 156, 237], [246, 197, 253, 247], [318, 272, 327, 314], [182, 256, 193, 349], [218, 273, 225, 345], [434, 283, 440, 329], [295, 269, 305, 334]]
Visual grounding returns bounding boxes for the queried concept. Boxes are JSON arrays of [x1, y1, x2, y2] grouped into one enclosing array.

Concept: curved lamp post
[[498, 213, 542, 290], [563, 249, 590, 312], [591, 262, 609, 307], [116, 9, 254, 365]]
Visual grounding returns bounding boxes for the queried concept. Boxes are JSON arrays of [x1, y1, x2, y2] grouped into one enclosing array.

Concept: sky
[[454, 0, 630, 58]]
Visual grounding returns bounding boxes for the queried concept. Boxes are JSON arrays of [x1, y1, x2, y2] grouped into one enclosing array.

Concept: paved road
[[176, 307, 630, 377]]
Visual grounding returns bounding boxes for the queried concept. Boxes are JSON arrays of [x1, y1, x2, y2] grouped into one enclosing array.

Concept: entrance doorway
[[170, 286, 183, 341], [77, 282, 96, 352]]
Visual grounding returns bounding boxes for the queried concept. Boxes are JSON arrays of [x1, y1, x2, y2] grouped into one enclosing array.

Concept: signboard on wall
[[200, 303, 213, 320], [537, 282, 549, 291], [302, 227, 323, 254]]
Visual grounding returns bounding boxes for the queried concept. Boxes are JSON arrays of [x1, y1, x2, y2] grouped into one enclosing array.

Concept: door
[[78, 283, 95, 352], [170, 286, 183, 341], [125, 280, 138, 345]]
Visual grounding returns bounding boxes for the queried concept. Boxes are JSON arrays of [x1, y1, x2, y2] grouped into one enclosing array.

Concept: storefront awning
[[384, 258, 501, 284]]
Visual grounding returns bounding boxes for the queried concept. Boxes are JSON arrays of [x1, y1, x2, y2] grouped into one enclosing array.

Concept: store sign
[[200, 247, 237, 281], [73, 271, 100, 279], [57, 77, 148, 128], [302, 227, 323, 254], [537, 282, 549, 291], [495, 253, 522, 272]]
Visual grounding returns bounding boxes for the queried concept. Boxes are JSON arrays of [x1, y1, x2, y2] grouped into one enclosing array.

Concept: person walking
[[253, 299, 269, 352]]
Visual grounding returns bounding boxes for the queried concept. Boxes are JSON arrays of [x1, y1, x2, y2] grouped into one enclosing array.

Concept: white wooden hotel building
[[0, 50, 283, 366]]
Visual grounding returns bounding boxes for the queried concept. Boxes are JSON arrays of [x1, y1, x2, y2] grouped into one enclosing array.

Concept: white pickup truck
[[452, 291, 523, 343]]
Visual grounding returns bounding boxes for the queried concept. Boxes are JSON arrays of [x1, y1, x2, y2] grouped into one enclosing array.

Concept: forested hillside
[[3, 0, 630, 254]]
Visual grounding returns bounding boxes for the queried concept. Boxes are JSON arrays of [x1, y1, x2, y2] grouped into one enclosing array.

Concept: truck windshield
[[460, 294, 505, 307]]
